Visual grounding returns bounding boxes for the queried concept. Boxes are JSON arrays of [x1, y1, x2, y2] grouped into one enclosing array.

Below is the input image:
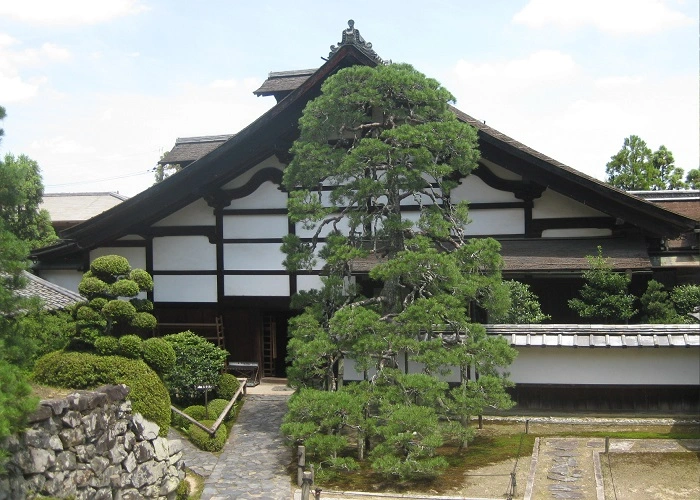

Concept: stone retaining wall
[[0, 384, 184, 499]]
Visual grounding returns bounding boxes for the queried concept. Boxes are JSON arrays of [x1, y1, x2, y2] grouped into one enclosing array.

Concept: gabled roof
[[631, 190, 700, 222], [16, 271, 83, 311], [31, 21, 698, 262], [158, 135, 234, 166], [41, 192, 128, 227]]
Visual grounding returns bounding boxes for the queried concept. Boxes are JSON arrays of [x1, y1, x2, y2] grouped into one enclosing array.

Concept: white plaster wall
[[229, 181, 287, 210], [221, 157, 285, 189], [296, 274, 324, 292], [465, 209, 524, 235], [224, 275, 289, 296], [480, 160, 522, 181], [36, 269, 83, 293], [451, 175, 519, 203], [152, 199, 215, 226], [533, 189, 607, 218], [507, 348, 700, 385], [223, 215, 288, 239], [152, 236, 216, 271], [223, 243, 286, 270], [90, 247, 147, 270], [542, 228, 613, 238], [153, 275, 217, 302]]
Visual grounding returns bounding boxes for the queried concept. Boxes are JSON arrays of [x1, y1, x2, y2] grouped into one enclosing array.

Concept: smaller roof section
[[16, 271, 83, 311], [158, 135, 234, 167], [631, 190, 700, 222], [41, 192, 128, 232], [254, 69, 317, 101]]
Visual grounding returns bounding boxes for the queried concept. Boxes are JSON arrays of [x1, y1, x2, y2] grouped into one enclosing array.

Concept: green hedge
[[188, 419, 227, 452], [33, 351, 170, 436], [216, 373, 241, 400]]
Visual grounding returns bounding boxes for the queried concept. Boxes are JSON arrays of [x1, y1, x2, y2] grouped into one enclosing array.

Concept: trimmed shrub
[[175, 478, 190, 500], [216, 373, 241, 400], [88, 297, 108, 310], [142, 337, 176, 374], [130, 268, 154, 291], [90, 255, 130, 281], [207, 399, 231, 421], [172, 404, 207, 429], [102, 300, 137, 321], [94, 336, 119, 355], [118, 334, 143, 359], [75, 305, 102, 322], [163, 331, 228, 405], [130, 298, 154, 312], [78, 277, 109, 297], [33, 351, 171, 435], [131, 311, 157, 331], [110, 279, 139, 297], [188, 420, 227, 452]]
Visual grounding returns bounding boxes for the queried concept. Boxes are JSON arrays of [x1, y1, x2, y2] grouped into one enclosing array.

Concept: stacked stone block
[[0, 385, 184, 499]]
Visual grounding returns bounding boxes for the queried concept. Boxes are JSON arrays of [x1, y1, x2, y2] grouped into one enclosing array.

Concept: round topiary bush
[[75, 305, 102, 322], [131, 312, 157, 331], [110, 279, 140, 297], [188, 420, 227, 452], [171, 404, 207, 429], [142, 337, 176, 374], [130, 298, 154, 312], [78, 277, 109, 297], [89, 297, 108, 310], [216, 373, 241, 400], [33, 351, 171, 435], [118, 335, 143, 359], [102, 300, 137, 321], [207, 399, 232, 422], [91, 255, 131, 281], [94, 336, 119, 355], [129, 269, 154, 291]]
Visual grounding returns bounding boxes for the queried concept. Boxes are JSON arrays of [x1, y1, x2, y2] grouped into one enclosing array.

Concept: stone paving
[[198, 392, 293, 500]]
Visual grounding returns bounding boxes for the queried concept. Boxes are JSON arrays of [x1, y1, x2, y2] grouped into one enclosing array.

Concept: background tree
[[153, 151, 182, 184], [281, 63, 516, 479], [0, 153, 58, 249], [686, 168, 700, 190], [489, 280, 550, 324], [605, 135, 687, 190], [638, 280, 680, 323], [568, 246, 637, 323]]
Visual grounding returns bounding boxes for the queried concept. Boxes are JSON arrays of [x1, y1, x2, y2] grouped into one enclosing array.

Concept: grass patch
[[183, 467, 205, 499]]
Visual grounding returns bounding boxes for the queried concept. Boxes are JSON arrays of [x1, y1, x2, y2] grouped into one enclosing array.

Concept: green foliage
[[78, 277, 110, 297], [102, 299, 137, 321], [568, 246, 637, 323], [686, 169, 700, 189], [90, 255, 130, 282], [216, 373, 241, 400], [175, 478, 190, 500], [639, 280, 681, 323], [32, 351, 171, 435], [489, 280, 550, 324], [130, 311, 157, 330], [281, 64, 516, 479], [9, 310, 74, 368], [142, 337, 176, 374], [0, 153, 58, 249], [129, 269, 154, 291], [172, 404, 207, 430], [605, 135, 687, 190], [118, 334, 143, 358], [671, 284, 700, 318], [110, 279, 139, 297], [163, 331, 229, 405], [206, 399, 232, 421], [94, 336, 119, 355], [0, 360, 39, 469], [188, 420, 227, 452]]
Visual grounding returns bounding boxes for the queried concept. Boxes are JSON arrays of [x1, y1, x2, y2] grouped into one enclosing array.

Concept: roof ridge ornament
[[329, 20, 386, 64]]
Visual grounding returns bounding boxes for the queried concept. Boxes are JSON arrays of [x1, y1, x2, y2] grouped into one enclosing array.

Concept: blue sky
[[0, 0, 697, 197]]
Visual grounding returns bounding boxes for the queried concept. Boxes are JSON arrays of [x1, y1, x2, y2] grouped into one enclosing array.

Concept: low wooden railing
[[170, 378, 247, 437]]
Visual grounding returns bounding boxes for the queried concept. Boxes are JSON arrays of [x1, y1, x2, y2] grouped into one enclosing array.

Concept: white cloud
[[0, 0, 149, 26], [513, 0, 694, 35]]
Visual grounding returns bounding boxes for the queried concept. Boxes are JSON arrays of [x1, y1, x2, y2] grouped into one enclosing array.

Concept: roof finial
[[329, 20, 385, 64]]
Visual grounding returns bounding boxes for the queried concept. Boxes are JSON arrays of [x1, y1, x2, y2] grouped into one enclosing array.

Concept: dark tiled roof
[[485, 324, 700, 347], [253, 69, 316, 97], [16, 271, 83, 311], [158, 135, 234, 165], [350, 237, 651, 273]]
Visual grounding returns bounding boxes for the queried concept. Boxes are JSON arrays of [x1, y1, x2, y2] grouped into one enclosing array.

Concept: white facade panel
[[152, 236, 216, 271], [533, 189, 607, 218], [507, 348, 700, 385], [296, 274, 324, 292], [451, 175, 519, 203], [37, 269, 83, 294], [224, 275, 289, 296], [224, 243, 286, 270], [221, 157, 285, 189], [229, 181, 287, 209], [153, 199, 215, 226], [90, 247, 147, 270], [153, 275, 217, 302], [465, 209, 524, 235], [223, 215, 288, 239]]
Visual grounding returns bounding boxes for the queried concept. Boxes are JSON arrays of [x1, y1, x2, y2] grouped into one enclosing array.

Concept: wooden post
[[478, 415, 483, 429], [525, 419, 529, 435], [301, 471, 313, 500], [605, 436, 610, 454], [297, 445, 306, 487]]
